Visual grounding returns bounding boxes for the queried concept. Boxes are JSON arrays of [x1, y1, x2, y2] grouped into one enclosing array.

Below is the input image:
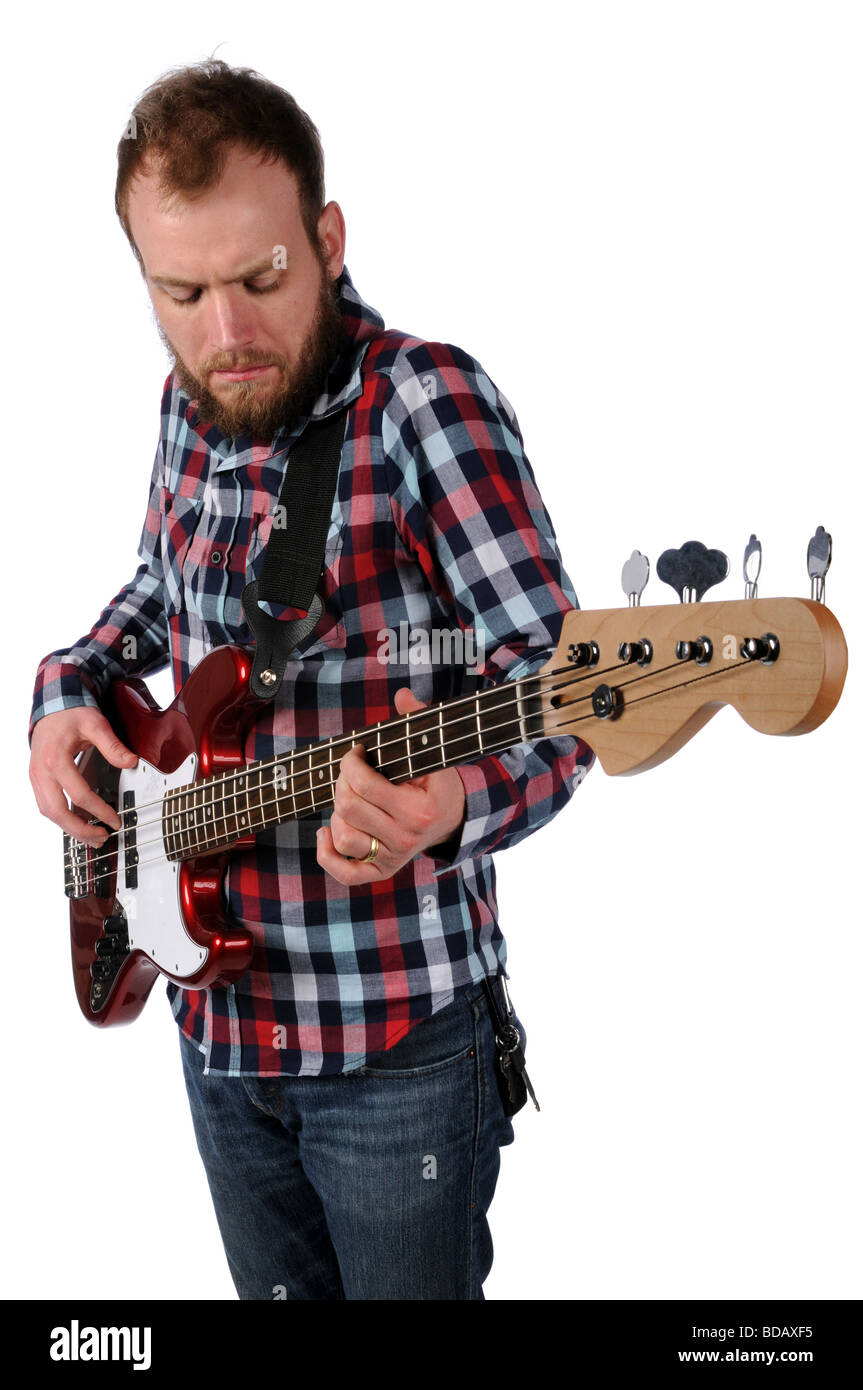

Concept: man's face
[[126, 146, 348, 438]]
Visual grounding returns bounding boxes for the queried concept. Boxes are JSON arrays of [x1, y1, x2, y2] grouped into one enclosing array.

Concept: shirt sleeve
[[379, 340, 595, 875], [28, 438, 171, 743]]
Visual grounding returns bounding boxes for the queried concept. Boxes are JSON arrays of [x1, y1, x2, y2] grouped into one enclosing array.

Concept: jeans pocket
[[355, 989, 479, 1078]]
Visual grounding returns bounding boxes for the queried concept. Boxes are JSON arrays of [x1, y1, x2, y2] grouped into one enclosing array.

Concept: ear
[[317, 200, 346, 279]]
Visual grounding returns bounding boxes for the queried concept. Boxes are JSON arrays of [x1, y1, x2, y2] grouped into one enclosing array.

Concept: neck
[[162, 672, 547, 860]]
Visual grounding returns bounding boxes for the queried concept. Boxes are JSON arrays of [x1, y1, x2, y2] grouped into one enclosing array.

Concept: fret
[[235, 771, 249, 836], [212, 778, 225, 848], [214, 775, 225, 845], [407, 708, 440, 775], [234, 771, 243, 837], [180, 785, 192, 858], [267, 758, 283, 828], [250, 767, 261, 828], [515, 676, 528, 743], [191, 781, 202, 852], [375, 721, 382, 772], [228, 773, 238, 838], [326, 737, 337, 799], [305, 739, 336, 816], [265, 761, 276, 822], [274, 752, 292, 822], [405, 709, 413, 778], [289, 746, 315, 818], [439, 703, 445, 766], [475, 695, 484, 753], [315, 744, 329, 804], [189, 781, 200, 851]]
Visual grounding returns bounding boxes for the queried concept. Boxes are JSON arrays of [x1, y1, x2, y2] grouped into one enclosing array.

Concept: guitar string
[[66, 661, 603, 871], [66, 655, 749, 872], [64, 655, 611, 840], [73, 696, 600, 878], [67, 656, 753, 881], [62, 657, 613, 860], [68, 651, 686, 869]]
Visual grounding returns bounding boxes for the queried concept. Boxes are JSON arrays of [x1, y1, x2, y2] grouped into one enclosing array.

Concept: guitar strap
[[241, 405, 350, 700]]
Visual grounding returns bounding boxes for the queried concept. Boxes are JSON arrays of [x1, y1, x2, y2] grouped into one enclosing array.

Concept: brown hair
[[115, 59, 326, 264]]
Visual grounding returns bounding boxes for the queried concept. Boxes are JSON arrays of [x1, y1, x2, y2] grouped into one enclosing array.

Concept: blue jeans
[[178, 976, 522, 1300]]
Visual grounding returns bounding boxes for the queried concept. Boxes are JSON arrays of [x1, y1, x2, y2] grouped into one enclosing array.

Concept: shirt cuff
[[422, 761, 491, 876]]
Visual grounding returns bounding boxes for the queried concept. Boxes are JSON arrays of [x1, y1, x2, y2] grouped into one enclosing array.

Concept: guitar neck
[[162, 671, 547, 860], [160, 594, 848, 860]]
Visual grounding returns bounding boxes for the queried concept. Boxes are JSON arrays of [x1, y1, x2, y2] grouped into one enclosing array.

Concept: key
[[743, 533, 761, 598], [657, 540, 729, 603], [621, 550, 650, 607], [807, 525, 832, 603]]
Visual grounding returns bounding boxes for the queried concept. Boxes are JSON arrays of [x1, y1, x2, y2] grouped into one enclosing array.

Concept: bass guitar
[[62, 536, 847, 1026]]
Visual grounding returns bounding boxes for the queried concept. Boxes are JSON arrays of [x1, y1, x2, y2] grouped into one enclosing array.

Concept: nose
[[206, 285, 258, 354]]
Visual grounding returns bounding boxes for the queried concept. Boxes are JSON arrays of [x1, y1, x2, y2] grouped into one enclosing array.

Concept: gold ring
[[360, 834, 380, 865]]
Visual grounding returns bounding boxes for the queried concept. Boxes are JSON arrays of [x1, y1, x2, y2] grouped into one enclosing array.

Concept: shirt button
[[210, 550, 223, 565]]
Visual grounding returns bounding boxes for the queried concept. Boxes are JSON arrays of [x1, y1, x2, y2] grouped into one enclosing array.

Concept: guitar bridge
[[63, 832, 87, 899], [63, 826, 112, 900]]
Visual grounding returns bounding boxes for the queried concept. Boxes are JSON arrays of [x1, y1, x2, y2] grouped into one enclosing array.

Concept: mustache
[[202, 351, 288, 374]]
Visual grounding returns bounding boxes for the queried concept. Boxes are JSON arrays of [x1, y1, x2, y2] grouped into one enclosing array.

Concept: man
[[28, 59, 594, 1300]]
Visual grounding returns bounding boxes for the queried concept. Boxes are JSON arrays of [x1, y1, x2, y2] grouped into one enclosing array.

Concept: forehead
[[127, 146, 308, 276]]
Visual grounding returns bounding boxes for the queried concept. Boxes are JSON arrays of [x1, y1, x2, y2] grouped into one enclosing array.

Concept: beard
[[158, 260, 350, 440]]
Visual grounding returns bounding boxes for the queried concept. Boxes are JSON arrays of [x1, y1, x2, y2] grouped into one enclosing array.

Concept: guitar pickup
[[122, 789, 138, 889]]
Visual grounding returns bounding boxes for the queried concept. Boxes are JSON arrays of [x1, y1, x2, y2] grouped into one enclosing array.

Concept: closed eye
[[167, 279, 281, 307]]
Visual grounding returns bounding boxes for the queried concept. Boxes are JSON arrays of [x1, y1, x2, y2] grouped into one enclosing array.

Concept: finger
[[328, 808, 390, 863], [336, 749, 434, 845], [30, 769, 114, 843], [393, 686, 428, 713], [315, 825, 381, 885], [82, 714, 138, 771]]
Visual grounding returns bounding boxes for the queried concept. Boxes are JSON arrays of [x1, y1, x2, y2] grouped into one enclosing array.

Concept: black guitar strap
[[241, 405, 349, 700]]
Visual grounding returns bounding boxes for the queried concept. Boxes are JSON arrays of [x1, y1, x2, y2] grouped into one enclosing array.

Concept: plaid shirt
[[31, 265, 594, 1076]]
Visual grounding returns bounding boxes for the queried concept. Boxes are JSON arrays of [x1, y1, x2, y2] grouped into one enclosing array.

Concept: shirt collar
[[178, 263, 385, 471]]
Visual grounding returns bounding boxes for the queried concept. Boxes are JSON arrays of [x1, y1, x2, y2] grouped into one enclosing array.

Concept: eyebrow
[[149, 257, 282, 289]]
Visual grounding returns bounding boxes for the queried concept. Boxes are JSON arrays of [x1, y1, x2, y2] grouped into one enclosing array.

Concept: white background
[[3, 0, 860, 1300]]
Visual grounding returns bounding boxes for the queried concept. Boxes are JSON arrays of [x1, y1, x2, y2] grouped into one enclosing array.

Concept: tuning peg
[[621, 550, 650, 607], [807, 525, 832, 603], [656, 541, 729, 603], [743, 534, 761, 598]]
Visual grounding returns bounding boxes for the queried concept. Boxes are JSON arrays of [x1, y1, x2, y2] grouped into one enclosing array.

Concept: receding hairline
[[120, 142, 303, 221]]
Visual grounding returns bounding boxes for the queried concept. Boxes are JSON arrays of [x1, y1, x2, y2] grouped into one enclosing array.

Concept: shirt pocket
[[160, 489, 205, 616], [245, 509, 346, 654]]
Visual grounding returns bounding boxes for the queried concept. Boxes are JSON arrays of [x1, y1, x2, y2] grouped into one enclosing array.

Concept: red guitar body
[[68, 646, 260, 1026]]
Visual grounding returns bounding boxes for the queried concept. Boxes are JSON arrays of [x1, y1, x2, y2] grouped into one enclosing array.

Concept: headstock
[[538, 531, 847, 776]]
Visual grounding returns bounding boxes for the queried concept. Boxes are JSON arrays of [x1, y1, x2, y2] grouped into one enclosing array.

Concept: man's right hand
[[29, 709, 138, 846]]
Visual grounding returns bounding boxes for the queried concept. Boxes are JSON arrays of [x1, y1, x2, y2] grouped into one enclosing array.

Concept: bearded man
[[29, 59, 593, 1301]]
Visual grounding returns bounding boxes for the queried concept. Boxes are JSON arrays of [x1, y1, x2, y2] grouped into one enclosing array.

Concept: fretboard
[[161, 673, 545, 861]]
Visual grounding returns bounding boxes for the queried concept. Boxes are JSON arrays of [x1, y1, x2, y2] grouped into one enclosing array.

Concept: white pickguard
[[115, 754, 208, 980]]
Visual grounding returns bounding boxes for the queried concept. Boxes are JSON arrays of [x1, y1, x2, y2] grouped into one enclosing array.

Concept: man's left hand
[[316, 687, 467, 884]]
